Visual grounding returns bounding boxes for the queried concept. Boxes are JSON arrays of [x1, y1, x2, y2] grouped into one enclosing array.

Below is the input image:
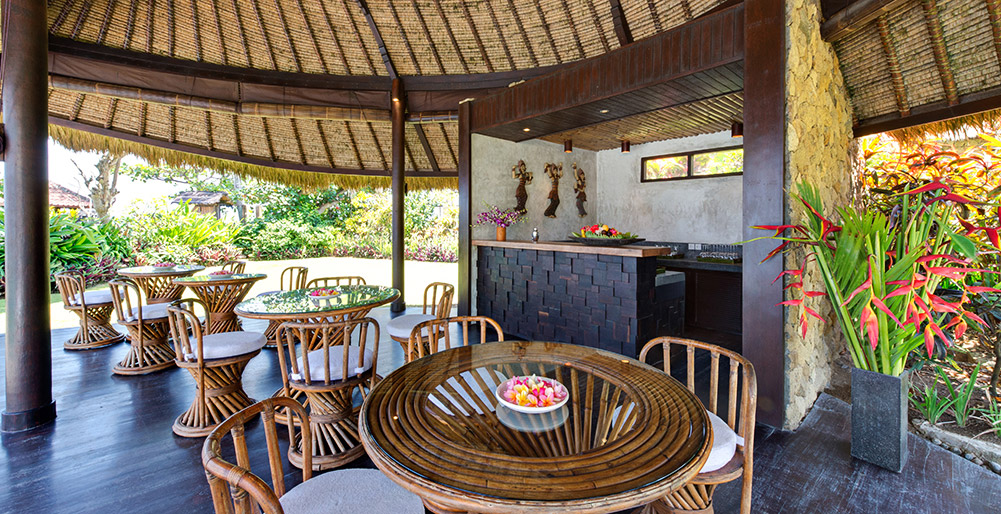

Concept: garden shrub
[[122, 199, 242, 266]]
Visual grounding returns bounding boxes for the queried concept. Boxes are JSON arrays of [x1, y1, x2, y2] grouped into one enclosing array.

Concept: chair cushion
[[429, 368, 507, 416], [290, 346, 373, 382], [128, 302, 170, 320], [700, 410, 744, 473], [386, 314, 436, 339], [72, 290, 113, 306], [279, 469, 423, 514], [184, 331, 266, 361]]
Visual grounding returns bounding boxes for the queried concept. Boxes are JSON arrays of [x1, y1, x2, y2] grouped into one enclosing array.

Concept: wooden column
[[390, 78, 405, 312], [742, 0, 786, 428], [2, 0, 56, 432], [457, 102, 471, 315]]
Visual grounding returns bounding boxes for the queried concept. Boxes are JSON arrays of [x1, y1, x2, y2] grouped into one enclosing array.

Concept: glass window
[[693, 148, 743, 176], [642, 155, 688, 181]]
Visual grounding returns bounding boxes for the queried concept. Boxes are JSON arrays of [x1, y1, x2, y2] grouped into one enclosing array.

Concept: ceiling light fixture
[[731, 121, 743, 138], [600, 109, 609, 114], [523, 127, 531, 132], [564, 140, 573, 153], [621, 140, 631, 153]]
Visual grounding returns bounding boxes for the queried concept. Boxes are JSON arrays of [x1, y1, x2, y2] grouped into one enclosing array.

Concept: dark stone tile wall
[[477, 246, 678, 358]]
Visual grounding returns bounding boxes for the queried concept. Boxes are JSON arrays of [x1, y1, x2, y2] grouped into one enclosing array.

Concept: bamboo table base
[[288, 387, 365, 471], [172, 354, 259, 438], [113, 320, 175, 375], [64, 304, 125, 350]]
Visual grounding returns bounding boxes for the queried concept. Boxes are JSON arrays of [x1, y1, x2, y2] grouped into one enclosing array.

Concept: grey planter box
[[851, 367, 909, 472]]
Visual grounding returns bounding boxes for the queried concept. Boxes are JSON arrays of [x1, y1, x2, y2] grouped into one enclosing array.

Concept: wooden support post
[[2, 0, 56, 432], [742, 0, 785, 428], [457, 102, 472, 316], [390, 78, 405, 312]]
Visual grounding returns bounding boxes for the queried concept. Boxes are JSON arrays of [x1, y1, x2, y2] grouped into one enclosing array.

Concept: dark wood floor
[[3, 313, 1001, 513]]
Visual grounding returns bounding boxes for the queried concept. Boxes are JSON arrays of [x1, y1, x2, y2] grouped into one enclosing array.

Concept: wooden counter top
[[472, 239, 676, 257]]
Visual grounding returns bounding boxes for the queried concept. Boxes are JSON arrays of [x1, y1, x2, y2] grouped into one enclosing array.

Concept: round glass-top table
[[234, 284, 399, 320], [174, 273, 267, 333], [360, 341, 711, 514], [118, 265, 206, 303]]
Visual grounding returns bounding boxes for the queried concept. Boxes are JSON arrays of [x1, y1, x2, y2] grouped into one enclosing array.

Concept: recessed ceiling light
[[600, 109, 609, 114], [523, 127, 531, 132]]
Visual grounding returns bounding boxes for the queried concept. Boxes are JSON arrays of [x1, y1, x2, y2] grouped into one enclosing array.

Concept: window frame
[[640, 145, 744, 183]]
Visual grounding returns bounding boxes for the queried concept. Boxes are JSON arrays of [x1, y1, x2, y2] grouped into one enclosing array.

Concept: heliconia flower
[[916, 254, 971, 265], [925, 193, 978, 205], [861, 304, 880, 350], [923, 325, 936, 357], [967, 286, 1001, 294], [843, 265, 874, 306], [752, 224, 807, 237], [870, 296, 904, 328], [902, 181, 950, 196]]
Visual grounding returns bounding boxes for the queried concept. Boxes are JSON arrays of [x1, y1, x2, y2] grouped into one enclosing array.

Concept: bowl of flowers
[[207, 270, 234, 280], [309, 288, 341, 301], [569, 224, 643, 246], [495, 375, 569, 414], [152, 262, 177, 271]]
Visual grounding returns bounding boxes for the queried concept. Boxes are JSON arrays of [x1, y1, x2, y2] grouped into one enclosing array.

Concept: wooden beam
[[821, 0, 911, 42], [853, 85, 1001, 137], [457, 102, 472, 316], [609, 0, 634, 46], [986, 0, 1001, 72], [414, 124, 441, 173], [48, 116, 458, 177], [391, 78, 406, 312], [876, 16, 910, 116], [743, 0, 786, 429], [2, 0, 56, 433], [355, 0, 397, 79], [920, 0, 959, 106]]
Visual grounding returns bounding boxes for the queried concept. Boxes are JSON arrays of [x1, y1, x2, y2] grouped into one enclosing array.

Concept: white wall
[[595, 131, 743, 244], [471, 134, 597, 241]]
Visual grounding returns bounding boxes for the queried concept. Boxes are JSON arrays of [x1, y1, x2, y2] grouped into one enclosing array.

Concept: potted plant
[[475, 205, 522, 241], [750, 148, 1000, 471]]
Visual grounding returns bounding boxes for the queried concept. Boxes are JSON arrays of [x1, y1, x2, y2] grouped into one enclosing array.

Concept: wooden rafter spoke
[[921, 0, 959, 106], [876, 15, 910, 116]]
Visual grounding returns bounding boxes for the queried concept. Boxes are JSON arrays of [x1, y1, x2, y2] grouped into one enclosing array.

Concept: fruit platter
[[569, 224, 644, 246], [495, 375, 569, 414]]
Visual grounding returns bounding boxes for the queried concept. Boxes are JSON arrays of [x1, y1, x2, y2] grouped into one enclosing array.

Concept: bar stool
[[108, 278, 175, 375], [54, 270, 125, 350]]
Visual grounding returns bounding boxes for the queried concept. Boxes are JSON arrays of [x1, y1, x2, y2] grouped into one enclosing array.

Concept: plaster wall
[[595, 132, 743, 243], [782, 0, 856, 429]]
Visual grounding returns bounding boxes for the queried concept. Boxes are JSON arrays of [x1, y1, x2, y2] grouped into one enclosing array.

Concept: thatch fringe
[[48, 124, 456, 191], [886, 108, 1001, 145]]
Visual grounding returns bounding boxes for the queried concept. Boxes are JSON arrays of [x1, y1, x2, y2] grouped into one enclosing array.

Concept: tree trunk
[[75, 153, 121, 219]]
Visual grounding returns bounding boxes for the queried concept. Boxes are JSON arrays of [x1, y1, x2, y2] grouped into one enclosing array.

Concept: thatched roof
[[0, 1, 731, 189], [0, 183, 92, 210], [171, 191, 232, 206]]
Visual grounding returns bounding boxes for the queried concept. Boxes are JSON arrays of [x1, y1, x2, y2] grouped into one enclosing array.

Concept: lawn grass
[[0, 256, 457, 334]]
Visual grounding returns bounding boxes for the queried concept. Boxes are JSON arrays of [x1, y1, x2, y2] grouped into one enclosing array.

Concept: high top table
[[174, 273, 266, 333], [360, 341, 711, 514]]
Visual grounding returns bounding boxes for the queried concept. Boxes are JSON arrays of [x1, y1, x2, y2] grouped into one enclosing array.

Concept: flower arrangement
[[209, 270, 232, 276], [153, 261, 176, 268], [572, 224, 638, 239], [500, 375, 568, 409], [474, 205, 523, 228], [309, 288, 340, 298]]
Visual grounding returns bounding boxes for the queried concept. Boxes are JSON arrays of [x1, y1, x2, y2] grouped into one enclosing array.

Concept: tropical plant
[[938, 363, 982, 428], [976, 397, 1001, 438], [910, 383, 956, 424]]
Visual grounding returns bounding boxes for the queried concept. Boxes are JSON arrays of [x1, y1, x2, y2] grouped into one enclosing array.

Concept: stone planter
[[496, 226, 506, 241], [851, 367, 910, 472]]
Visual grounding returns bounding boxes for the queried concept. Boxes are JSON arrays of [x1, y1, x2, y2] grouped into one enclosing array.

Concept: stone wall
[[782, 0, 856, 429]]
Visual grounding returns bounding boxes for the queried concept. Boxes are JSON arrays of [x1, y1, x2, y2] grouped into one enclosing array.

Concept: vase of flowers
[[749, 149, 1001, 471], [475, 205, 522, 241]]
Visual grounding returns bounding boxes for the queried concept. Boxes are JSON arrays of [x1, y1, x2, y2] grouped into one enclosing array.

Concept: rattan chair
[[258, 266, 309, 348], [202, 397, 423, 514], [167, 298, 267, 437], [219, 260, 247, 274], [54, 270, 125, 350], [638, 337, 757, 514], [387, 282, 454, 354], [405, 315, 504, 363], [276, 317, 381, 470], [108, 278, 175, 375], [305, 276, 366, 288]]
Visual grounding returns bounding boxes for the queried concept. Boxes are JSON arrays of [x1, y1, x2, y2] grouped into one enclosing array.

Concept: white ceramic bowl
[[207, 274, 233, 280], [494, 376, 569, 414]]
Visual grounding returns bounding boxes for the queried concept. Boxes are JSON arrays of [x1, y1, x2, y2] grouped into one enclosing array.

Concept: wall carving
[[573, 163, 587, 217], [512, 160, 532, 214], [543, 162, 563, 218]]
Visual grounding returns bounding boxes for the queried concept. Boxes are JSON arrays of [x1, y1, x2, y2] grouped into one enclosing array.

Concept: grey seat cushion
[[183, 331, 267, 361], [279, 468, 423, 514], [290, 346, 373, 383], [386, 314, 435, 339], [71, 290, 113, 306], [127, 302, 170, 321]]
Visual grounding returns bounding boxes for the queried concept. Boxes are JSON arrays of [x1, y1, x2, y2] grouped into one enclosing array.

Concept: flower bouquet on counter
[[569, 224, 644, 246]]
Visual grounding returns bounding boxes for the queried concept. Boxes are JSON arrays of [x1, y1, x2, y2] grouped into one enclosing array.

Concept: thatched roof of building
[[0, 183, 92, 210], [171, 191, 232, 206]]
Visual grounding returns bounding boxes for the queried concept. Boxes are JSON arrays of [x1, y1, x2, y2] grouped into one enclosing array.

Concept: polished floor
[[3, 312, 1001, 513]]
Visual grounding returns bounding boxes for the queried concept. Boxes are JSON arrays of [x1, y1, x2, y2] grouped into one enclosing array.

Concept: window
[[642, 146, 743, 182]]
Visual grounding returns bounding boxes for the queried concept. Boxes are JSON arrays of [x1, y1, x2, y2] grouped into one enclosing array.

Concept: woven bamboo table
[[174, 273, 266, 334], [234, 285, 400, 469], [360, 341, 712, 514], [117, 265, 205, 303]]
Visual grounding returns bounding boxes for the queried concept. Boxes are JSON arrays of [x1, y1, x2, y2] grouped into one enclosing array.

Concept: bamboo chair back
[[108, 278, 148, 324], [639, 336, 757, 514], [203, 397, 312, 514], [406, 316, 504, 363], [422, 282, 455, 317], [276, 317, 381, 390], [54, 270, 88, 308], [220, 260, 247, 274], [166, 299, 209, 363], [305, 276, 366, 288], [279, 266, 309, 291]]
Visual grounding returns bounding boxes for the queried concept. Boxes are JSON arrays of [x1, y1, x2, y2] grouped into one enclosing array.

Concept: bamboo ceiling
[[0, 0, 733, 189]]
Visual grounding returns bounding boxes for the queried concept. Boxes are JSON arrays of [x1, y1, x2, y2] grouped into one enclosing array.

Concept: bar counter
[[473, 239, 682, 358]]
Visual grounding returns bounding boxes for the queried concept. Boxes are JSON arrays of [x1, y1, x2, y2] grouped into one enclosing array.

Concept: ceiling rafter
[[123, 0, 139, 48], [431, 0, 470, 74], [459, 1, 494, 72], [367, 122, 389, 170], [343, 121, 365, 169], [289, 118, 308, 165], [584, 0, 612, 53], [557, 0, 587, 60], [71, 0, 94, 39], [920, 0, 959, 106], [987, 0, 1001, 70], [205, 0, 230, 65], [876, 15, 910, 116], [270, 0, 303, 73], [290, 0, 329, 74], [387, 1, 423, 74], [483, 0, 516, 69], [438, 122, 457, 167], [414, 124, 441, 173], [248, 0, 279, 70], [680, 0, 694, 20], [145, 0, 154, 53], [609, 0, 633, 46], [205, 111, 214, 149], [50, 0, 78, 34], [261, 117, 277, 161], [227, 0, 253, 67], [97, 0, 118, 44], [645, 0, 664, 32], [232, 115, 243, 155], [822, 0, 911, 42], [506, 0, 540, 67], [315, 120, 337, 168], [315, 0, 352, 73], [167, 0, 176, 57], [409, 0, 446, 74], [531, 2, 562, 62], [189, 0, 203, 61], [354, 0, 397, 79]]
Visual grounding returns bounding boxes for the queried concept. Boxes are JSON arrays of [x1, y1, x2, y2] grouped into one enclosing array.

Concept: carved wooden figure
[[512, 160, 532, 213], [573, 163, 587, 218], [543, 163, 563, 218]]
